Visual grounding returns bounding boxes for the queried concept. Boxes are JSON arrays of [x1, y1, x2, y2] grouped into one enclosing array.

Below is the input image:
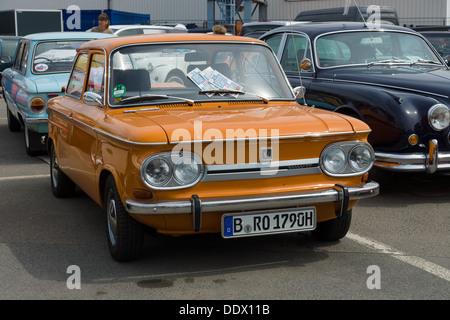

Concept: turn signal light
[[408, 134, 419, 146], [132, 189, 153, 199]]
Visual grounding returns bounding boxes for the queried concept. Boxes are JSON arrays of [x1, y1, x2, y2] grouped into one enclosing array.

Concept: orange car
[[47, 34, 379, 261]]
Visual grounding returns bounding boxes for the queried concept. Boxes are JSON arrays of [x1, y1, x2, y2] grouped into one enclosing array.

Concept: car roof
[[109, 24, 187, 31], [0, 35, 22, 40], [263, 22, 415, 39], [243, 21, 292, 26], [79, 32, 265, 52], [23, 31, 115, 41]]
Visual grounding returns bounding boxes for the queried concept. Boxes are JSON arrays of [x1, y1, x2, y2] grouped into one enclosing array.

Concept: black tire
[[49, 142, 76, 197], [7, 108, 21, 132], [165, 70, 186, 86], [312, 209, 352, 241], [24, 126, 45, 156], [104, 175, 144, 261]]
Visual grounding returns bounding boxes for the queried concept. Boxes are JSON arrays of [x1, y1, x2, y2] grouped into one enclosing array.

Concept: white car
[[87, 24, 187, 36]]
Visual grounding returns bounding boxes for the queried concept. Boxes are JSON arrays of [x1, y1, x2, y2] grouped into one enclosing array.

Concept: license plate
[[222, 207, 316, 238]]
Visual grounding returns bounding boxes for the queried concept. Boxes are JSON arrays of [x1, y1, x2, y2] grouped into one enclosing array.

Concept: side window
[[86, 54, 105, 98], [280, 34, 311, 72], [264, 33, 284, 56], [116, 28, 139, 36], [66, 53, 88, 99], [19, 43, 29, 74], [13, 42, 26, 73]]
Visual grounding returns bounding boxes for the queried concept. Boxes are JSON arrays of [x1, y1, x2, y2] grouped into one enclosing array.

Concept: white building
[[1, 0, 450, 27]]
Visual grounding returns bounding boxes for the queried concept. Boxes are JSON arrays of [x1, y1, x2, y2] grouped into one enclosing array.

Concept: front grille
[[202, 158, 321, 182]]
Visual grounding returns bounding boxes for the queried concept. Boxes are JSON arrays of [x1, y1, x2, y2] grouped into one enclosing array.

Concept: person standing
[[212, 25, 227, 35], [90, 13, 114, 34]]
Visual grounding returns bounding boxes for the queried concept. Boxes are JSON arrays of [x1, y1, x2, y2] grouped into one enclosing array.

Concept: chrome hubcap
[[107, 195, 118, 247], [51, 149, 59, 187]]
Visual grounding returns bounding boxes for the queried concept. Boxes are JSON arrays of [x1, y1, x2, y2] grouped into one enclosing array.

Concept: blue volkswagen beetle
[[1, 32, 115, 155]]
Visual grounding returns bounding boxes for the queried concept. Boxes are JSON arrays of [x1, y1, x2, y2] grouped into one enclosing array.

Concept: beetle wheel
[[165, 70, 186, 86], [312, 209, 352, 241], [105, 175, 144, 261]]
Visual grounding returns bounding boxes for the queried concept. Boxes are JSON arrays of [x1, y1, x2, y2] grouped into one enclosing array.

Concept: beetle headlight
[[320, 142, 374, 176], [141, 152, 204, 189], [428, 104, 450, 131]]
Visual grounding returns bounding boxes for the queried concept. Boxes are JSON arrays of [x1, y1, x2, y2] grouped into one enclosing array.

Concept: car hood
[[32, 73, 69, 93], [324, 65, 450, 99], [110, 103, 367, 144]]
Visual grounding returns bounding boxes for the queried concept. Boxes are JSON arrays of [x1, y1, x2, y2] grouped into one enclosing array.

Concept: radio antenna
[[344, 0, 367, 27]]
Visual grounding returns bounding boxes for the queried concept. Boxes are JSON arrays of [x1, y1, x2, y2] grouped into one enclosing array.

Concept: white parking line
[[0, 174, 50, 182], [347, 232, 450, 282]]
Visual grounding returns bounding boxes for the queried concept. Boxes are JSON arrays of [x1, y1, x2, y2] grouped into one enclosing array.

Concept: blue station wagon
[[1, 31, 114, 155]]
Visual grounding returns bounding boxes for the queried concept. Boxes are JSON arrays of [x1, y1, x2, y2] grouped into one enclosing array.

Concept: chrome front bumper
[[375, 139, 450, 173], [125, 181, 379, 216]]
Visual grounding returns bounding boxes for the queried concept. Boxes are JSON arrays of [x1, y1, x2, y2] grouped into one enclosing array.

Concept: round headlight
[[322, 146, 347, 174], [173, 153, 203, 185], [428, 104, 450, 131], [349, 145, 374, 172], [142, 157, 172, 187]]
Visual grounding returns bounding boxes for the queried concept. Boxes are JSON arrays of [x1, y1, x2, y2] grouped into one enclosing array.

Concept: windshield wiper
[[120, 94, 194, 106], [199, 89, 269, 103], [410, 59, 444, 66], [366, 59, 408, 67]]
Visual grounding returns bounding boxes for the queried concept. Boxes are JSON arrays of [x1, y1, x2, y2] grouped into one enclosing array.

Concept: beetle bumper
[[375, 139, 450, 173]]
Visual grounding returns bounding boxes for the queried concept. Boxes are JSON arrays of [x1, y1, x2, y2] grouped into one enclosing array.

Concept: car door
[[2, 40, 30, 116], [54, 51, 106, 195]]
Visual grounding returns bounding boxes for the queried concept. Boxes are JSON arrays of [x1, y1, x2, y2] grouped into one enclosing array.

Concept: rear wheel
[[7, 108, 21, 132], [105, 175, 144, 261], [312, 209, 352, 241], [24, 126, 45, 156]]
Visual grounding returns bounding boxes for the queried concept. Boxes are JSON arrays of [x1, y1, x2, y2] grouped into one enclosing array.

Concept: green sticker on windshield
[[113, 84, 126, 98]]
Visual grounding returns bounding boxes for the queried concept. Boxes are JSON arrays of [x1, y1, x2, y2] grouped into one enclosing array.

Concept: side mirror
[[61, 86, 66, 93], [300, 58, 312, 71], [83, 91, 104, 107], [444, 55, 450, 66], [293, 86, 306, 100], [0, 56, 11, 64]]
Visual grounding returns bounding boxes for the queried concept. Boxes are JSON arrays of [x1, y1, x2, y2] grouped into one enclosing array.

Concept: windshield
[[33, 40, 86, 74], [109, 42, 294, 106], [316, 31, 443, 68]]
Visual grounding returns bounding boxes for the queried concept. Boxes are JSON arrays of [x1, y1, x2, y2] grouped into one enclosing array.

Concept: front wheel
[[312, 209, 352, 241], [49, 142, 76, 197], [104, 175, 144, 261]]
